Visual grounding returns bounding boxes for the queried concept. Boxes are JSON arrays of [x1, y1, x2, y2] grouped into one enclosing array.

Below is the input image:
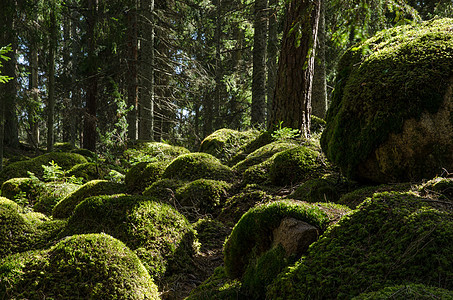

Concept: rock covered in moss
[[52, 180, 126, 219], [33, 182, 80, 215], [175, 179, 231, 220], [321, 18, 453, 183], [269, 146, 323, 185], [142, 178, 184, 201], [163, 152, 235, 182], [125, 161, 168, 193], [0, 152, 88, 184], [1, 177, 41, 205], [63, 194, 197, 279], [124, 141, 190, 165], [352, 284, 453, 299], [66, 162, 110, 182], [228, 131, 276, 166], [267, 192, 453, 299], [200, 128, 260, 164], [289, 178, 340, 203], [193, 218, 231, 252], [186, 266, 241, 300], [421, 177, 453, 200], [0, 233, 159, 299]]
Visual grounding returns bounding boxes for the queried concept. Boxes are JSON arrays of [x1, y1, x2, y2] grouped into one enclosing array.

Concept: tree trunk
[[251, 0, 268, 127], [70, 3, 81, 147], [29, 40, 40, 149], [266, 0, 278, 126], [213, 0, 223, 130], [83, 0, 98, 151], [311, 0, 327, 118], [47, 4, 57, 152], [127, 1, 139, 140], [268, 0, 321, 138]]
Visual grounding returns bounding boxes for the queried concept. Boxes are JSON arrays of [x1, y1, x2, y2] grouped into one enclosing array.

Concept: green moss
[[310, 115, 326, 134], [200, 128, 260, 164], [124, 141, 190, 165], [186, 266, 242, 300], [269, 146, 323, 185], [193, 218, 231, 252], [142, 178, 185, 201], [1, 177, 41, 206], [421, 177, 453, 200], [321, 18, 453, 180], [52, 180, 126, 219], [267, 192, 453, 299], [223, 200, 329, 279], [163, 152, 235, 182], [229, 131, 276, 166], [242, 157, 274, 185], [175, 179, 231, 220], [34, 182, 80, 215], [290, 178, 340, 203], [63, 194, 197, 279], [0, 152, 88, 184], [125, 161, 168, 193], [66, 162, 110, 182], [233, 141, 298, 173], [0, 233, 159, 299], [53, 142, 75, 152], [352, 284, 453, 299], [70, 148, 97, 161]]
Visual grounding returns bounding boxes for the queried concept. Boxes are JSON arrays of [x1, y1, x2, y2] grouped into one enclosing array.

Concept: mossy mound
[[269, 146, 324, 185], [224, 200, 329, 280], [52, 180, 126, 219], [267, 192, 453, 299], [0, 197, 66, 257], [125, 161, 168, 193], [175, 179, 231, 220], [0, 233, 159, 299], [0, 152, 88, 184], [310, 115, 326, 134], [289, 178, 340, 203], [186, 266, 241, 300], [421, 177, 453, 200], [124, 141, 190, 165], [321, 18, 453, 183], [1, 177, 41, 205], [193, 218, 231, 252], [52, 142, 75, 152], [63, 194, 197, 279], [70, 148, 97, 161], [163, 152, 235, 182], [352, 284, 453, 299], [66, 162, 110, 182], [33, 182, 81, 215], [142, 178, 185, 202], [228, 131, 275, 166], [233, 141, 297, 173], [199, 128, 260, 164]]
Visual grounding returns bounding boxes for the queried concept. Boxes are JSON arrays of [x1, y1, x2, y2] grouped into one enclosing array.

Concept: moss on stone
[[242, 157, 274, 185], [70, 148, 97, 161], [52, 180, 126, 219], [310, 115, 326, 134], [200, 128, 261, 164], [142, 178, 185, 202], [289, 178, 340, 203], [233, 141, 297, 173], [66, 162, 110, 182], [223, 200, 329, 279], [124, 141, 190, 165], [53, 142, 75, 152], [229, 131, 276, 166], [63, 194, 197, 279], [175, 179, 231, 220], [0, 233, 159, 299], [352, 284, 453, 299], [193, 217, 231, 252], [421, 177, 453, 200], [0, 152, 88, 184], [125, 161, 168, 193], [1, 178, 41, 206], [321, 18, 453, 181], [33, 182, 81, 215], [269, 146, 324, 186], [163, 152, 235, 182], [267, 192, 453, 299]]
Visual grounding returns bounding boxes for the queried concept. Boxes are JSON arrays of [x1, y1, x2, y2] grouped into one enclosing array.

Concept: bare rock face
[[272, 217, 319, 257]]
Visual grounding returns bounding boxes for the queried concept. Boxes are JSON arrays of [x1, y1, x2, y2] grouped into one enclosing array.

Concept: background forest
[[0, 0, 452, 159]]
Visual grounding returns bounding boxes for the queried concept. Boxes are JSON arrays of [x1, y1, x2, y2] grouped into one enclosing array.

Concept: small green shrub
[[0, 233, 159, 299], [52, 180, 126, 219], [125, 161, 168, 193], [271, 122, 300, 141], [163, 152, 235, 182]]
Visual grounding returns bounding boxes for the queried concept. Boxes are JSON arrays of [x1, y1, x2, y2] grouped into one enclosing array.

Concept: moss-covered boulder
[[193, 218, 231, 253], [174, 179, 231, 220], [200, 128, 260, 164], [421, 177, 453, 200], [352, 283, 453, 299], [229, 131, 275, 166], [33, 182, 81, 215], [52, 142, 75, 152], [242, 157, 275, 185], [125, 161, 168, 193], [1, 177, 41, 205], [0, 233, 159, 299], [66, 162, 110, 182], [142, 178, 185, 202], [267, 192, 453, 299], [124, 141, 190, 165], [0, 197, 66, 257], [163, 152, 235, 182], [233, 141, 297, 173], [186, 266, 241, 300], [0, 152, 88, 184], [289, 178, 340, 203], [321, 19, 453, 183], [52, 180, 126, 219], [269, 146, 324, 185], [63, 194, 197, 279]]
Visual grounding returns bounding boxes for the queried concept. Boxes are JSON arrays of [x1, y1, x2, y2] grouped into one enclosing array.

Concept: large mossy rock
[[0, 152, 88, 184], [124, 141, 190, 165], [321, 18, 453, 183], [63, 194, 197, 279], [352, 283, 453, 299], [66, 162, 110, 182], [267, 191, 453, 299], [125, 161, 168, 193], [0, 233, 159, 299]]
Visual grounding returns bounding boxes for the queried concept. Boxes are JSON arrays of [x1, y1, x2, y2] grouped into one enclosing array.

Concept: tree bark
[[29, 37, 40, 149], [70, 2, 81, 147], [47, 3, 57, 152], [268, 0, 321, 138], [251, 0, 268, 127], [311, 0, 327, 118], [266, 0, 278, 126], [127, 1, 139, 140]]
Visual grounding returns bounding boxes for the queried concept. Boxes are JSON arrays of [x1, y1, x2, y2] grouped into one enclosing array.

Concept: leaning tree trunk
[[268, 0, 321, 138]]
